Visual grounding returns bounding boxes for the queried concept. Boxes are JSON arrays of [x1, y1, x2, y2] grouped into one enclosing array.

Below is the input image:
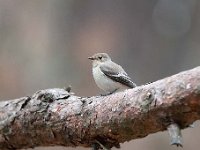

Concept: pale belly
[[92, 66, 127, 93]]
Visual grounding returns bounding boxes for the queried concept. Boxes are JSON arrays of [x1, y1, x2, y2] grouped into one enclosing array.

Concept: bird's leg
[[100, 93, 109, 96], [144, 82, 152, 85], [100, 89, 117, 96]]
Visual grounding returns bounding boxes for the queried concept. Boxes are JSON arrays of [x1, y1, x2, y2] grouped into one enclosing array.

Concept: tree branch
[[0, 66, 200, 150]]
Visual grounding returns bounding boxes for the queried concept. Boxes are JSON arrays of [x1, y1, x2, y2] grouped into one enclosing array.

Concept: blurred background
[[0, 0, 199, 150]]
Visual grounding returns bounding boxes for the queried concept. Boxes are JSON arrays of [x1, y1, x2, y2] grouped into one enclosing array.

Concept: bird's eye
[[99, 56, 102, 59]]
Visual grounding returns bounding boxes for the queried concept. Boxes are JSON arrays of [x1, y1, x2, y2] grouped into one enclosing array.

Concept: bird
[[88, 53, 136, 95]]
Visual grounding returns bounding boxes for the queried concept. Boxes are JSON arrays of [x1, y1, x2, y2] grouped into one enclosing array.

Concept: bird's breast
[[92, 66, 124, 92]]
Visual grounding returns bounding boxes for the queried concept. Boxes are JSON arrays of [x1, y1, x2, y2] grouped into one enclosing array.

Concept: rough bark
[[0, 66, 200, 150]]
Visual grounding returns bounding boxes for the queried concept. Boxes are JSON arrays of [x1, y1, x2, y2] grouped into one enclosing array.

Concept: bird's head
[[88, 53, 111, 64]]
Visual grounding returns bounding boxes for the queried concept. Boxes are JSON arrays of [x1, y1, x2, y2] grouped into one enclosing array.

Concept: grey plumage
[[88, 53, 136, 93], [100, 62, 136, 88]]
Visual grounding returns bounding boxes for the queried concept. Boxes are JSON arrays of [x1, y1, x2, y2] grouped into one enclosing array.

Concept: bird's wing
[[100, 62, 136, 88]]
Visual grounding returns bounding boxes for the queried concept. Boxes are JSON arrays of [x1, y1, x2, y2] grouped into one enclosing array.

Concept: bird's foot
[[100, 89, 117, 96]]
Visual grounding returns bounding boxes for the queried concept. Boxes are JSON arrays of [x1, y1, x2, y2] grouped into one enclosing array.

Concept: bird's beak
[[88, 56, 94, 60]]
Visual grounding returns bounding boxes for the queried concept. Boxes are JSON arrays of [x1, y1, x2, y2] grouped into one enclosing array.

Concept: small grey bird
[[88, 53, 136, 94]]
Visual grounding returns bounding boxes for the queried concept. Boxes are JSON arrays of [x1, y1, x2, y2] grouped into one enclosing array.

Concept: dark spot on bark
[[81, 99, 86, 104], [64, 95, 71, 99], [36, 92, 53, 102], [20, 96, 31, 110], [154, 99, 157, 107], [92, 142, 100, 150]]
